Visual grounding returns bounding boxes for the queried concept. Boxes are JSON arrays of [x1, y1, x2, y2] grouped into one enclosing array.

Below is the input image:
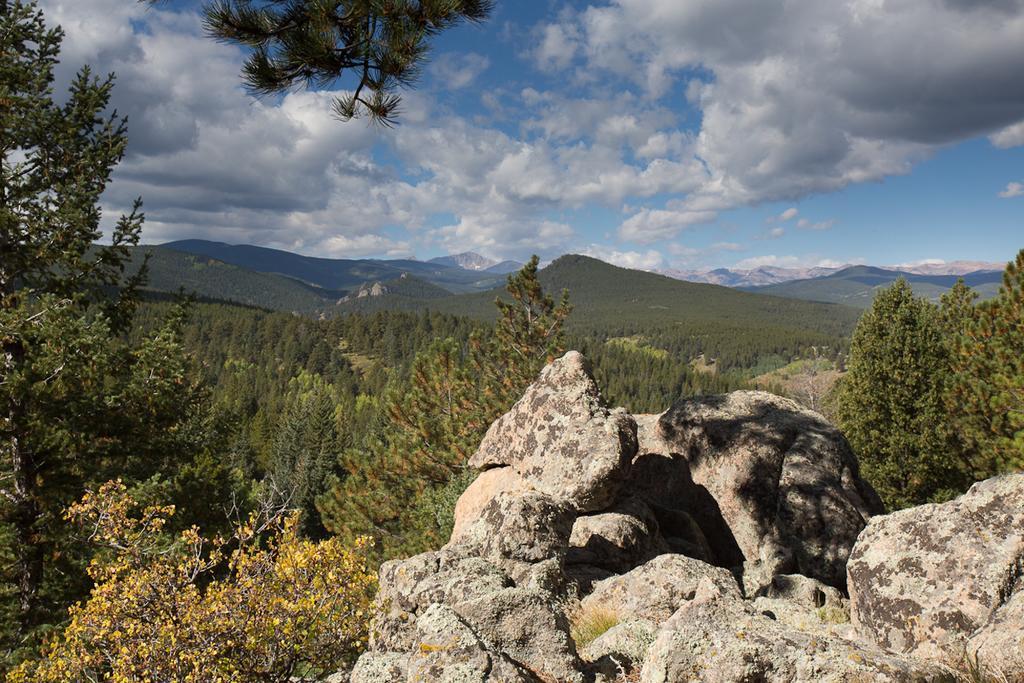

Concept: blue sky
[[41, 0, 1024, 271]]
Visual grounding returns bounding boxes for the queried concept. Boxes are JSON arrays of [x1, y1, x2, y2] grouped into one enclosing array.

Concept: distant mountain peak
[[886, 260, 1005, 275], [428, 251, 497, 271], [658, 265, 848, 288]]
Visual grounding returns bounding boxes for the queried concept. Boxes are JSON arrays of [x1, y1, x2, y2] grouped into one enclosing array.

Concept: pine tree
[[0, 1, 202, 653], [948, 250, 1024, 475], [319, 258, 571, 557], [834, 279, 967, 509], [494, 255, 573, 393], [199, 0, 493, 124], [269, 372, 344, 538]]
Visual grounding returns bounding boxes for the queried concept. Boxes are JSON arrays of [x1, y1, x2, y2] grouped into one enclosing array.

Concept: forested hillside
[[162, 240, 507, 293], [335, 255, 861, 371], [137, 247, 862, 374], [125, 247, 345, 312]]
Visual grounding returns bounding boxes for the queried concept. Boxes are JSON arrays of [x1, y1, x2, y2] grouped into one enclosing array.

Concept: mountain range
[[140, 240, 1007, 317], [743, 265, 1004, 307], [660, 260, 1004, 288]]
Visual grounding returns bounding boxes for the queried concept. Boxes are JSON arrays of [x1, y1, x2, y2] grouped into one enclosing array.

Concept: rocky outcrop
[[581, 554, 741, 623], [346, 351, 1019, 683], [453, 588, 584, 683], [967, 590, 1024, 678], [567, 497, 669, 574], [469, 351, 637, 513], [641, 579, 952, 683], [848, 473, 1024, 672], [656, 391, 884, 593]]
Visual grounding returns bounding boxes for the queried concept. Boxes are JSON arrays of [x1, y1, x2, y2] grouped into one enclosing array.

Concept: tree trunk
[[12, 439, 42, 635], [3, 325, 42, 635]]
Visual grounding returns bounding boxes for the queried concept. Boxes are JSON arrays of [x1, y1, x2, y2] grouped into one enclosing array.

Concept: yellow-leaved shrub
[[8, 481, 377, 683]]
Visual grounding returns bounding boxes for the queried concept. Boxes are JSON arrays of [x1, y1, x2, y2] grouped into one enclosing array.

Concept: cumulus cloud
[[581, 245, 665, 270], [538, 0, 1024, 223], [532, 22, 580, 72], [618, 206, 717, 243], [768, 227, 785, 239], [429, 52, 491, 90], [991, 121, 1024, 148], [39, 0, 1024, 265], [999, 181, 1024, 198]]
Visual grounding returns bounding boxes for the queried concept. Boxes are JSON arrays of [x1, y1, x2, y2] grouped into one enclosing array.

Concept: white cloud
[[581, 245, 665, 270], [999, 181, 1024, 198], [429, 53, 491, 90], [533, 22, 580, 72], [991, 121, 1024, 148], [796, 218, 836, 230], [768, 227, 785, 238], [618, 207, 717, 243], [770, 207, 799, 223], [732, 254, 863, 269], [893, 258, 946, 267], [542, 0, 1024, 215], [42, 0, 1024, 264]]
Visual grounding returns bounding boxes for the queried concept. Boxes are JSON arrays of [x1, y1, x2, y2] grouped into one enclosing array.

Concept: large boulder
[[451, 466, 534, 542], [581, 554, 741, 624], [451, 490, 575, 588], [469, 351, 637, 513], [848, 473, 1024, 662], [751, 574, 853, 639], [567, 497, 669, 574], [641, 578, 953, 683], [580, 619, 658, 676], [656, 391, 884, 592], [348, 652, 408, 683], [372, 551, 512, 651], [966, 590, 1024, 680], [405, 604, 539, 683], [453, 587, 584, 683]]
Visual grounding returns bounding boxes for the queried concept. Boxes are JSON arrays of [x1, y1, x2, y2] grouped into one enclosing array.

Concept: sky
[[38, 0, 1024, 271]]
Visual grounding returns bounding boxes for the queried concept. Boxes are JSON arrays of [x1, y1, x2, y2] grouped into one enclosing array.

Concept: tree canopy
[[146, 0, 494, 125]]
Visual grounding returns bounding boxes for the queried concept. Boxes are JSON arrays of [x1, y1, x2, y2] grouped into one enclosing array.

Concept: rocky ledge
[[348, 351, 1024, 682]]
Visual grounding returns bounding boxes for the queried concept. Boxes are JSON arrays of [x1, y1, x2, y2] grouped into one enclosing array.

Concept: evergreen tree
[[493, 255, 573, 394], [948, 250, 1024, 475], [269, 372, 344, 538], [0, 1, 202, 654], [319, 259, 572, 557], [834, 279, 966, 509], [199, 0, 494, 124]]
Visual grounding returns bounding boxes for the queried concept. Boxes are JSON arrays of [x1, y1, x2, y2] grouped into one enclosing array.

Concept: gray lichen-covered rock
[[372, 551, 511, 651], [656, 391, 884, 591], [567, 497, 670, 574], [452, 491, 575, 587], [966, 589, 1024, 680], [450, 467, 534, 542], [406, 604, 539, 683], [848, 473, 1024, 661], [752, 574, 852, 639], [453, 587, 584, 683], [469, 351, 638, 512], [640, 579, 953, 683], [581, 554, 740, 624], [580, 618, 658, 672], [348, 651, 408, 683]]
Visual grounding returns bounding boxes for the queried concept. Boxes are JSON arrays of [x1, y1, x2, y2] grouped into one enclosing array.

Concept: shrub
[[8, 481, 377, 682]]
